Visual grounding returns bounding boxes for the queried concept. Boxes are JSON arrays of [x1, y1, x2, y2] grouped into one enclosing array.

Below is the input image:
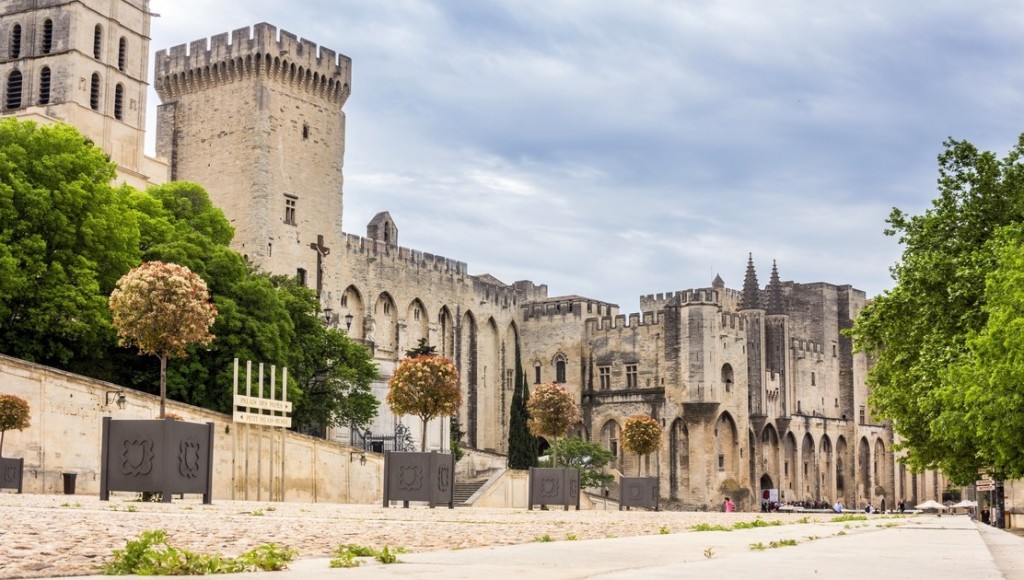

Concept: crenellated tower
[[764, 260, 790, 415], [741, 254, 767, 417], [154, 23, 351, 292]]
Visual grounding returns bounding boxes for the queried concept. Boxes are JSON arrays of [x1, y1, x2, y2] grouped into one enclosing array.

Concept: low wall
[[0, 354, 382, 502]]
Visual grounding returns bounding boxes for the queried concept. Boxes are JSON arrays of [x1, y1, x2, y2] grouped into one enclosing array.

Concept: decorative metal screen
[[0, 457, 23, 493], [382, 451, 455, 509], [619, 476, 659, 510], [99, 417, 214, 503], [528, 467, 580, 510]]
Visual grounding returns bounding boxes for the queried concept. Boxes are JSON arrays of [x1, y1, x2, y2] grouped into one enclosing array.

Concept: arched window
[[117, 37, 127, 71], [41, 20, 53, 54], [93, 24, 102, 59], [9, 24, 22, 58], [5, 70, 23, 109], [555, 354, 567, 383], [113, 83, 124, 120], [38, 67, 50, 105], [721, 363, 734, 392], [89, 72, 100, 110]]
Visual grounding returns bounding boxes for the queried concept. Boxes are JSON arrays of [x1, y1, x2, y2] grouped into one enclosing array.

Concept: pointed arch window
[[89, 72, 100, 110], [38, 67, 51, 105], [555, 355, 567, 383], [5, 70, 23, 109], [42, 20, 53, 54], [9, 24, 22, 59], [93, 24, 102, 59], [113, 83, 124, 120], [117, 37, 127, 71]]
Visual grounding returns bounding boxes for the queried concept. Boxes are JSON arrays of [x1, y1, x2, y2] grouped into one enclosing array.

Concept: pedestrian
[[880, 497, 886, 514], [833, 499, 843, 513], [724, 496, 735, 513], [898, 499, 905, 513]]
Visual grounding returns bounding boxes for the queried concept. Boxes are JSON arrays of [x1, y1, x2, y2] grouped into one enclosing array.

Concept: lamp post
[[322, 307, 334, 327], [344, 312, 353, 331]]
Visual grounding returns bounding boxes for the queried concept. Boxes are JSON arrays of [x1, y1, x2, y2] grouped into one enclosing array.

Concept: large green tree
[[0, 119, 139, 364], [850, 134, 1024, 484]]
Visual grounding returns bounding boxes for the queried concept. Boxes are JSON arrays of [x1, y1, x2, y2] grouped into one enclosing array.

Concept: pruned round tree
[[526, 383, 580, 466], [0, 393, 30, 457], [109, 261, 217, 418], [621, 414, 663, 475], [386, 354, 461, 452]]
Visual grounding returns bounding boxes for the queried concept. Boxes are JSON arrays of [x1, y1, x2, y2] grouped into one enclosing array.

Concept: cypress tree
[[507, 340, 538, 469]]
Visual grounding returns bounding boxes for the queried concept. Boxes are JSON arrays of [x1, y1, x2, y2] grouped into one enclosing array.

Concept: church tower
[[154, 23, 351, 302], [0, 0, 165, 188]]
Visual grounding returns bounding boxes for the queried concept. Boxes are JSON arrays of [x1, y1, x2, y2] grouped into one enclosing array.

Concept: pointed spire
[[767, 260, 784, 315], [712, 273, 725, 289], [741, 253, 761, 310]]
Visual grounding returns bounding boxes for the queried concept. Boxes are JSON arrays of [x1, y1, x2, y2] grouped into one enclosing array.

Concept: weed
[[659, 525, 671, 535], [250, 509, 264, 517], [127, 505, 137, 513], [733, 518, 783, 530], [831, 514, 868, 523], [375, 546, 399, 564], [805, 535, 819, 541], [769, 539, 798, 548], [837, 530, 846, 536], [103, 530, 295, 575], [691, 523, 731, 532], [534, 534, 553, 542], [749, 542, 766, 551], [797, 516, 810, 524], [60, 502, 81, 508], [329, 551, 360, 568], [703, 547, 715, 559], [565, 533, 578, 541]]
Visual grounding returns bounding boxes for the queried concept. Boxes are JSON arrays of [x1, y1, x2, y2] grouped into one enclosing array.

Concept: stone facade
[[0, 4, 953, 510]]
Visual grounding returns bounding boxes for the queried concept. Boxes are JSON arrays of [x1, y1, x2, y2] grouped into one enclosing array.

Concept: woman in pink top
[[725, 497, 735, 512]]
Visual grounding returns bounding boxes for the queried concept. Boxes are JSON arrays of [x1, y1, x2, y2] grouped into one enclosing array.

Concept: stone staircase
[[454, 480, 487, 506]]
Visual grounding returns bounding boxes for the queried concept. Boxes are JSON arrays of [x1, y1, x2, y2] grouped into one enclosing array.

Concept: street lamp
[[105, 390, 127, 410], [322, 307, 333, 327], [344, 312, 353, 330]]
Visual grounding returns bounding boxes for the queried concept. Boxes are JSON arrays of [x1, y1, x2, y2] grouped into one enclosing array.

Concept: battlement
[[154, 23, 351, 104], [585, 310, 663, 332], [791, 338, 824, 358], [639, 287, 725, 311], [720, 312, 746, 331], [522, 296, 617, 321], [344, 233, 467, 275]]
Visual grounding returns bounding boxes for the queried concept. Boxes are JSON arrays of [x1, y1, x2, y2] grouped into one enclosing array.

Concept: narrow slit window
[[10, 24, 22, 58], [118, 37, 127, 71], [113, 83, 124, 120], [41, 20, 53, 54], [284, 195, 296, 225], [38, 67, 50, 104], [89, 72, 100, 110], [93, 24, 102, 59], [6, 70, 23, 109]]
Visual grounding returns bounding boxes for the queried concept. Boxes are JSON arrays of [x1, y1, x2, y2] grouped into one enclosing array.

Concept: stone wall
[[0, 354, 380, 503]]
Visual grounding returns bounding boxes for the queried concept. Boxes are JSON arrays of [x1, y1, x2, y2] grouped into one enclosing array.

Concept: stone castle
[[1, 0, 950, 509]]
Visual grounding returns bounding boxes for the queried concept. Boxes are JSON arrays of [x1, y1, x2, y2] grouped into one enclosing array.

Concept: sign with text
[[232, 359, 291, 428]]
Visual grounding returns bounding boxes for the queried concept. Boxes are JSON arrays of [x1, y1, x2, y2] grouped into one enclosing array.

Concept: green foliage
[[850, 134, 1024, 483], [544, 436, 614, 488], [732, 518, 783, 529], [659, 526, 670, 535], [703, 547, 715, 559], [0, 118, 136, 365], [329, 544, 400, 567], [691, 523, 731, 532], [565, 533, 578, 541], [770, 539, 798, 548], [449, 417, 465, 462], [534, 534, 553, 542], [404, 338, 436, 357], [749, 542, 766, 551], [374, 546, 399, 564], [831, 514, 867, 523], [526, 383, 580, 465], [103, 530, 295, 575], [0, 393, 31, 457], [507, 341, 538, 469]]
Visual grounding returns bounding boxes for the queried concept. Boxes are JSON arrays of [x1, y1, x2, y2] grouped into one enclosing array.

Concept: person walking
[[724, 497, 735, 512]]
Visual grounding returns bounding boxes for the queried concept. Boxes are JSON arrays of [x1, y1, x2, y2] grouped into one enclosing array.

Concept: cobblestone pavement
[[0, 493, 823, 579]]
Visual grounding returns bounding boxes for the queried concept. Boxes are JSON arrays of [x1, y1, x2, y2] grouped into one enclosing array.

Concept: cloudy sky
[[145, 1, 1024, 311]]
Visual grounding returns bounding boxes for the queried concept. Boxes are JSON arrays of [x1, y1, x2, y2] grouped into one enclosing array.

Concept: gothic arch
[[340, 285, 364, 339], [552, 351, 568, 384], [403, 298, 428, 352], [459, 311, 478, 448], [874, 438, 890, 504], [820, 435, 834, 502], [783, 432, 797, 501], [669, 418, 689, 500], [721, 363, 734, 393], [715, 412, 739, 478], [372, 292, 398, 354], [801, 433, 816, 501], [835, 435, 849, 504], [477, 317, 500, 450], [858, 436, 871, 504], [761, 424, 781, 494], [437, 306, 455, 358], [601, 419, 622, 469]]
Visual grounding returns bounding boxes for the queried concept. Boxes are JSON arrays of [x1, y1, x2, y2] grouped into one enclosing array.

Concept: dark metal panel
[[383, 451, 455, 509], [0, 457, 23, 493], [619, 476, 659, 510], [528, 467, 580, 510]]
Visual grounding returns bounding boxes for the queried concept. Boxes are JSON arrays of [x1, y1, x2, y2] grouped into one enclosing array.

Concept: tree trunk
[[420, 415, 429, 452], [0, 430, 5, 457], [159, 353, 168, 419], [638, 454, 642, 476]]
